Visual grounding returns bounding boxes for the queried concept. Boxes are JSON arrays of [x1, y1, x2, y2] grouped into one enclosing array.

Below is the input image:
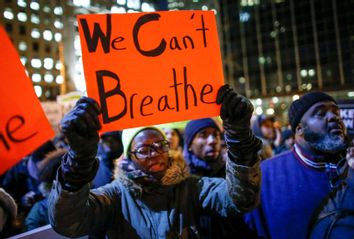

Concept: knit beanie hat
[[122, 127, 166, 158], [184, 118, 220, 149], [288, 91, 336, 132]]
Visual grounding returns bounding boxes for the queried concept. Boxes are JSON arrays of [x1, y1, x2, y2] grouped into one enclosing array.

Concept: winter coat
[[48, 153, 260, 238], [308, 166, 354, 239], [245, 145, 343, 239], [25, 198, 49, 230]]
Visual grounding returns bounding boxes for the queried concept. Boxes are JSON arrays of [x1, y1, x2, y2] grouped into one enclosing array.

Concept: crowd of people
[[1, 86, 353, 238]]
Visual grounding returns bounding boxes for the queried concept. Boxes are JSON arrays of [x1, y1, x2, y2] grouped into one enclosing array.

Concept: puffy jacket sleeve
[[197, 158, 260, 217], [48, 171, 121, 238]]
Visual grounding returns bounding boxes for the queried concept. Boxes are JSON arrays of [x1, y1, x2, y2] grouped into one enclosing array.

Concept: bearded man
[[245, 91, 348, 239]]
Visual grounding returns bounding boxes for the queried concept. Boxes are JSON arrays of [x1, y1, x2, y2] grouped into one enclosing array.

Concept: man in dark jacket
[[184, 118, 258, 238], [245, 91, 348, 239], [48, 85, 262, 238], [183, 118, 225, 178]]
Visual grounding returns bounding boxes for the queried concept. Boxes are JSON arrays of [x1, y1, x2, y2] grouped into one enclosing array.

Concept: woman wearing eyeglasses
[[48, 85, 262, 239]]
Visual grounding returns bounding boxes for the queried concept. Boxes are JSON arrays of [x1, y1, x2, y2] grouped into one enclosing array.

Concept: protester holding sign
[[48, 85, 262, 238]]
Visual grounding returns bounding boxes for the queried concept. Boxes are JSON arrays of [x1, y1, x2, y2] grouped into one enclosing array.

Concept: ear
[[295, 123, 304, 136]]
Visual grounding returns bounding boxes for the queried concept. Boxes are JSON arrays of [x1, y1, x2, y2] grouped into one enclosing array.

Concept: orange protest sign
[[78, 10, 224, 132], [0, 27, 55, 175]]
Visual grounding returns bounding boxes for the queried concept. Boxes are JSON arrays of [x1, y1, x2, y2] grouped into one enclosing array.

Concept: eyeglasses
[[129, 140, 170, 160]]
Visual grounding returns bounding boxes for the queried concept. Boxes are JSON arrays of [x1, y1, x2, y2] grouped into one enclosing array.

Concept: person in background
[[184, 117, 259, 238], [161, 127, 184, 160], [183, 118, 225, 177], [25, 140, 65, 231], [245, 91, 348, 239], [91, 131, 123, 189], [0, 188, 18, 238], [274, 128, 295, 154], [47, 85, 262, 238], [251, 115, 281, 160]]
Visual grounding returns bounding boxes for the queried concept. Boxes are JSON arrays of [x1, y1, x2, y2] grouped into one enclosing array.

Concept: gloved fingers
[[227, 94, 243, 120], [76, 104, 101, 131], [60, 111, 78, 134], [216, 84, 233, 104], [85, 105, 102, 130], [220, 91, 240, 120], [234, 97, 254, 119], [76, 97, 101, 115], [75, 108, 99, 132]]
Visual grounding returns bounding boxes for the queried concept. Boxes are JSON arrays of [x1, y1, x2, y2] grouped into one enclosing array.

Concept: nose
[[206, 134, 217, 145], [328, 112, 340, 122]]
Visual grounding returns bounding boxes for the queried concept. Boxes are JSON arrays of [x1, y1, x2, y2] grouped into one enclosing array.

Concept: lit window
[[111, 6, 126, 13], [31, 29, 41, 39], [55, 33, 62, 42], [34, 85, 42, 97], [74, 36, 81, 50], [55, 61, 62, 70], [44, 74, 54, 82], [17, 0, 27, 7], [54, 20, 63, 29], [44, 58, 54, 70], [117, 0, 126, 5], [53, 6, 63, 15], [18, 41, 27, 51], [43, 6, 51, 13], [31, 58, 42, 68], [31, 14, 40, 24], [56, 75, 64, 84], [141, 3, 155, 12], [73, 0, 91, 7], [266, 108, 275, 115], [4, 9, 14, 20], [30, 2, 40, 10], [300, 69, 307, 77], [32, 73, 41, 82], [308, 69, 315, 77], [255, 106, 263, 115], [43, 30, 53, 41], [20, 56, 27, 66], [127, 0, 140, 10], [17, 12, 27, 22], [45, 90, 51, 98]]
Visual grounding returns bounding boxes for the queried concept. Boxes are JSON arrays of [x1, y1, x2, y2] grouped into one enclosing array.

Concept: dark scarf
[[183, 150, 225, 177]]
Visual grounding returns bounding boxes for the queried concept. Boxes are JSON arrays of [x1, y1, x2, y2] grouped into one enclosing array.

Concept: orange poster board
[[78, 10, 224, 132], [0, 27, 55, 175]]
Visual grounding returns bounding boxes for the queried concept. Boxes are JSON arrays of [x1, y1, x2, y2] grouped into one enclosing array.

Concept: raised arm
[[197, 85, 261, 216], [48, 97, 119, 237]]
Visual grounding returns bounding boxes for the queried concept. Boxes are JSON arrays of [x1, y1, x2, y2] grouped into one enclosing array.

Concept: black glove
[[60, 97, 101, 191], [216, 85, 262, 165]]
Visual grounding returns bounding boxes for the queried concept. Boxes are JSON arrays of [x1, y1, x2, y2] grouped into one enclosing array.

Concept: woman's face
[[163, 128, 180, 150], [130, 129, 170, 176]]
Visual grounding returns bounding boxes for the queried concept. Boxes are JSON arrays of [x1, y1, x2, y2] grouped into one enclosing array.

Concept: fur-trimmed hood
[[114, 153, 190, 197]]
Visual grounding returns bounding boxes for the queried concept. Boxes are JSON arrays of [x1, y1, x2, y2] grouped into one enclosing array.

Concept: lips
[[205, 149, 218, 157], [149, 162, 165, 172], [329, 125, 343, 134]]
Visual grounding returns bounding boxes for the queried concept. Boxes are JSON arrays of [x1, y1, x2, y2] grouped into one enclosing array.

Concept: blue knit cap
[[184, 118, 220, 149]]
